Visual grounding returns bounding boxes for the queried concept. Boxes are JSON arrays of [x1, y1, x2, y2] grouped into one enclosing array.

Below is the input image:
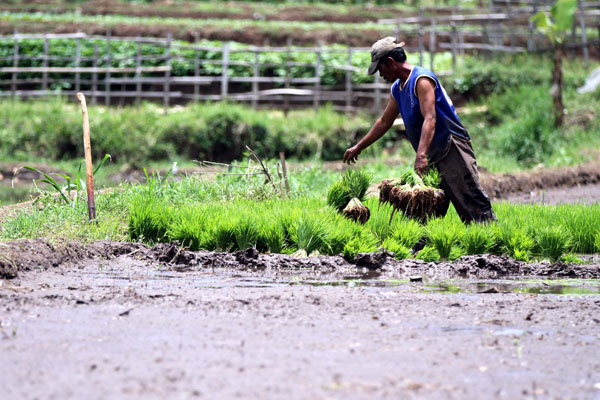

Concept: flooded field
[[2, 246, 600, 399]]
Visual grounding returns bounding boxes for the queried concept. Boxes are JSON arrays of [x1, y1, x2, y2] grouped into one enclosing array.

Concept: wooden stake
[[76, 92, 96, 222], [279, 151, 290, 196], [277, 162, 285, 199]]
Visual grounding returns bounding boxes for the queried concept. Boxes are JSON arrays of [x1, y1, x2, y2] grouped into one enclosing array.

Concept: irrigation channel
[[1, 174, 600, 399]]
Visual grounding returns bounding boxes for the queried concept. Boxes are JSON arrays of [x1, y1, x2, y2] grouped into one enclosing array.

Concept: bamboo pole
[[76, 92, 96, 222]]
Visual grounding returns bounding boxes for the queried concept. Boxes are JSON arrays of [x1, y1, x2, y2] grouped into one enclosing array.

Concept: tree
[[531, 0, 578, 127]]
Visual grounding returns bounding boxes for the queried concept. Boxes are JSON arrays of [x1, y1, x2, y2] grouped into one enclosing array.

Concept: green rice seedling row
[[121, 175, 600, 263]]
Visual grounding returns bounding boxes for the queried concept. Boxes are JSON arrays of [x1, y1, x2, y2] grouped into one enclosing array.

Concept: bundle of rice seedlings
[[379, 167, 445, 223], [327, 169, 372, 224], [167, 207, 206, 251], [258, 221, 286, 254], [391, 215, 426, 250], [234, 218, 259, 251]]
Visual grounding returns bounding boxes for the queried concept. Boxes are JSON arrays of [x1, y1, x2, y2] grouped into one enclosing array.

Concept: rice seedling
[[379, 167, 445, 222], [426, 217, 464, 260], [390, 215, 426, 250], [290, 216, 330, 256], [415, 245, 440, 262], [128, 194, 171, 244], [560, 253, 584, 264], [326, 169, 371, 223], [595, 231, 600, 253], [213, 220, 236, 252], [342, 232, 378, 260], [535, 226, 572, 262], [167, 207, 206, 251], [500, 224, 535, 262], [381, 238, 411, 260], [234, 218, 259, 251], [463, 223, 497, 255], [256, 219, 286, 253], [448, 246, 466, 261], [365, 197, 395, 242], [562, 206, 600, 253]]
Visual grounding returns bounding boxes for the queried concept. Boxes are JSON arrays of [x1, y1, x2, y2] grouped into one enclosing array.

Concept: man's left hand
[[414, 154, 428, 176]]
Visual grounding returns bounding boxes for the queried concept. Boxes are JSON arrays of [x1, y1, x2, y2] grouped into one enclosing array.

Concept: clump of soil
[[0, 239, 88, 279]]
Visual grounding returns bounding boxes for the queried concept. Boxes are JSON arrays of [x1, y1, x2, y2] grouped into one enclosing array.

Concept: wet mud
[[1, 241, 600, 399], [2, 239, 599, 282]]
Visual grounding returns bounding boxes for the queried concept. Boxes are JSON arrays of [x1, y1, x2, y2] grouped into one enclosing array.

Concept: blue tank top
[[390, 66, 470, 163]]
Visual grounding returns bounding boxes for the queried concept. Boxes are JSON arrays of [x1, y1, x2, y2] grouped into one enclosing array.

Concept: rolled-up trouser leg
[[435, 136, 496, 224]]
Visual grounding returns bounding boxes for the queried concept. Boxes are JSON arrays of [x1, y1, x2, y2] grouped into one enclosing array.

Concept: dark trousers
[[434, 135, 496, 224]]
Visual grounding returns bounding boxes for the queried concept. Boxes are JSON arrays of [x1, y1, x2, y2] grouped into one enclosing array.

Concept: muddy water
[[0, 180, 33, 205]]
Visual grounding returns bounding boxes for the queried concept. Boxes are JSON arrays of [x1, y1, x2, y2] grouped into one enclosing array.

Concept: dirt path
[[505, 183, 600, 205], [1, 249, 600, 399]]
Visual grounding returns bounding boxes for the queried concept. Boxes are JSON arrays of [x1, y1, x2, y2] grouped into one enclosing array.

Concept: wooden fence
[[0, 1, 598, 111]]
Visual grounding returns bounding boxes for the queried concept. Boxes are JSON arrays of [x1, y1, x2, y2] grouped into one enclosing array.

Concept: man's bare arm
[[414, 77, 437, 175], [343, 95, 400, 164]]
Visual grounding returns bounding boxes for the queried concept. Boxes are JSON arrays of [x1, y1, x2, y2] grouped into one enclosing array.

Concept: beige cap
[[367, 37, 405, 75]]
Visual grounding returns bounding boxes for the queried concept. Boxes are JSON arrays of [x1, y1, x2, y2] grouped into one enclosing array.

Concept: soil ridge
[[1, 239, 598, 280]]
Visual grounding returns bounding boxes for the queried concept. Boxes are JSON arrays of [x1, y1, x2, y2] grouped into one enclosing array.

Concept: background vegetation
[[1, 53, 598, 171]]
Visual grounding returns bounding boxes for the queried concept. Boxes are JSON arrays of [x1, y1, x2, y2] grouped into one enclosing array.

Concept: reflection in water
[[0, 180, 35, 205]]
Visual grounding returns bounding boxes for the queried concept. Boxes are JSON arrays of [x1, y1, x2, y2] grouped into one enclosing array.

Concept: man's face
[[378, 58, 395, 83]]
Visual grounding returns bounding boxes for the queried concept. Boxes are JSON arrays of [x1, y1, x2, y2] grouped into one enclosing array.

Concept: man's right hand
[[343, 145, 361, 164]]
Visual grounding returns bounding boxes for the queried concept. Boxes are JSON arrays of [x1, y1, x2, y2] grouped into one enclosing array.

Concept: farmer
[[343, 37, 496, 224]]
